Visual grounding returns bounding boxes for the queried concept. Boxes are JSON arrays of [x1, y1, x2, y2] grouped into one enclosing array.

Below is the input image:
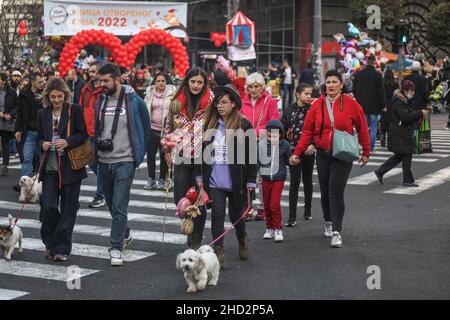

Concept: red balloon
[[19, 21, 27, 29]]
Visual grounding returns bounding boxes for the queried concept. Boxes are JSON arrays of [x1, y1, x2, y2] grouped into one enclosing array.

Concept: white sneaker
[[331, 231, 342, 248], [324, 222, 333, 237], [263, 229, 274, 239], [110, 249, 123, 266], [273, 229, 284, 242]]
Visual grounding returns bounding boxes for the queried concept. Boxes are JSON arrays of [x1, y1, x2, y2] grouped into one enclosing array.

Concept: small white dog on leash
[[176, 245, 220, 293], [19, 175, 42, 203], [0, 214, 23, 260]]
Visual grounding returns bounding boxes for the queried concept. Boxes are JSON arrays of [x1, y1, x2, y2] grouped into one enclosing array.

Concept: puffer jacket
[[388, 90, 423, 155], [144, 84, 176, 135]]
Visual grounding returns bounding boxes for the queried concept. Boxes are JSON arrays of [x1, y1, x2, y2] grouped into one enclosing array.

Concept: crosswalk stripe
[[20, 238, 155, 262], [348, 168, 402, 185], [0, 288, 29, 300], [368, 156, 438, 163], [383, 166, 450, 195], [0, 217, 187, 245], [0, 260, 99, 282], [371, 151, 448, 158], [0, 201, 229, 229]]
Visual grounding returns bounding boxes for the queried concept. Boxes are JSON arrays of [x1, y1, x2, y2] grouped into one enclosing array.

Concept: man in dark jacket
[[14, 72, 46, 178], [353, 56, 387, 151], [299, 62, 314, 86], [66, 69, 85, 105], [404, 61, 429, 110]]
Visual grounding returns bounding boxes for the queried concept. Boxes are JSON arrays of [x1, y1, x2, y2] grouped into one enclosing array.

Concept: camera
[[98, 139, 114, 152]]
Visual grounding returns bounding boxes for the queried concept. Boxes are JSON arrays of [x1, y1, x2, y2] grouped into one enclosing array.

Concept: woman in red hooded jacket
[[163, 67, 213, 249], [290, 70, 370, 248]]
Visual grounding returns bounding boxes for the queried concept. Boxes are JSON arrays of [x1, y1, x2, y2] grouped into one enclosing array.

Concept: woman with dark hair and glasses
[[290, 70, 370, 248], [143, 73, 176, 190], [37, 78, 88, 261], [163, 67, 213, 249]]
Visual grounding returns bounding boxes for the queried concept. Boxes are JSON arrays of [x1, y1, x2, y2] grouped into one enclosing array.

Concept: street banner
[[228, 44, 256, 61], [44, 0, 188, 37]]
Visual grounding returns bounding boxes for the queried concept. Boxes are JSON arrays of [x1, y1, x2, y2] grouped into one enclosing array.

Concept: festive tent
[[226, 11, 255, 46]]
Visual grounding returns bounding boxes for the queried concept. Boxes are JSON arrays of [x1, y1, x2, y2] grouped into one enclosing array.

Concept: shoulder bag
[[325, 97, 359, 163], [67, 104, 95, 170]]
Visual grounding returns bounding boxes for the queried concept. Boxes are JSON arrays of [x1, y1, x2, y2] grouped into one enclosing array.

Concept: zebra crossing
[[1, 130, 449, 299]]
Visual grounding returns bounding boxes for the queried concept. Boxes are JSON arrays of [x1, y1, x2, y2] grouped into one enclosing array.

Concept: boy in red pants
[[258, 120, 291, 242]]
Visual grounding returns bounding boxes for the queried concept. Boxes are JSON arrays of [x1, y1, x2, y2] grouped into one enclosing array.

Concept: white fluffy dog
[[19, 175, 42, 203], [176, 245, 220, 293], [0, 215, 23, 260]]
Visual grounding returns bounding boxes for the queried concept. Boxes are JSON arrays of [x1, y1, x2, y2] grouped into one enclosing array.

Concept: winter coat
[[241, 90, 280, 138], [258, 119, 292, 181], [388, 90, 423, 155], [94, 85, 150, 168], [14, 85, 44, 134], [404, 71, 429, 110], [79, 81, 103, 137], [144, 84, 176, 135], [37, 103, 88, 185], [197, 117, 257, 213], [353, 65, 387, 115]]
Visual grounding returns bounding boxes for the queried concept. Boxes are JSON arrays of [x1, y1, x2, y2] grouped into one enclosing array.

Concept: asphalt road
[[0, 113, 449, 300]]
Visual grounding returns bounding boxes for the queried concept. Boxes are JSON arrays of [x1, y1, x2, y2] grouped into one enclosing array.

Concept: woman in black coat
[[374, 80, 429, 187], [37, 78, 88, 261], [197, 84, 257, 269]]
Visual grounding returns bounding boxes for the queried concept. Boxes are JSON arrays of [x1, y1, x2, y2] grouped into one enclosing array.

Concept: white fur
[[0, 215, 23, 260], [176, 245, 220, 293], [19, 175, 42, 203]]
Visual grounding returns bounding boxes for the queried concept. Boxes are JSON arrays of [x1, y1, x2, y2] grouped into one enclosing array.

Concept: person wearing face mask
[[144, 73, 176, 190], [289, 70, 370, 248], [163, 67, 213, 250], [38, 78, 88, 262], [374, 80, 429, 188], [197, 84, 256, 269]]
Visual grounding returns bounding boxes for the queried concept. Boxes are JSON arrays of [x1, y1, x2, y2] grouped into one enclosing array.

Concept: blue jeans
[[366, 114, 380, 151], [21, 130, 39, 177], [88, 137, 103, 199], [99, 162, 135, 251]]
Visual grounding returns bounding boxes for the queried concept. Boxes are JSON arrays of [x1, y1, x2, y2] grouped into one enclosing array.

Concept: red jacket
[[293, 94, 371, 158], [241, 90, 280, 138], [79, 81, 103, 137]]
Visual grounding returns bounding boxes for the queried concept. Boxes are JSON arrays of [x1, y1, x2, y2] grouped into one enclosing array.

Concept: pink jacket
[[241, 90, 280, 138]]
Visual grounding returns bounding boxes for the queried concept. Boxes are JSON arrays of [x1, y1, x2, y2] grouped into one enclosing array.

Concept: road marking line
[[383, 166, 450, 195], [368, 156, 438, 163], [0, 260, 99, 282], [348, 168, 402, 185], [0, 288, 29, 300], [20, 238, 155, 262]]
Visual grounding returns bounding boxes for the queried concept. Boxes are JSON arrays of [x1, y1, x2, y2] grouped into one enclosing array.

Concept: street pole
[[313, 0, 322, 91]]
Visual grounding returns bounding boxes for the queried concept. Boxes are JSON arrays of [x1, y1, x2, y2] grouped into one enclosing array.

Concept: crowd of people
[[0, 51, 447, 268]]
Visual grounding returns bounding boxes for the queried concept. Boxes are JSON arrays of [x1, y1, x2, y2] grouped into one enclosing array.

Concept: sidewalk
[[430, 111, 449, 130]]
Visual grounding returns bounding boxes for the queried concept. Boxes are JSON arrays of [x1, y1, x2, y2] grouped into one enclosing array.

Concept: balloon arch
[[58, 29, 189, 78]]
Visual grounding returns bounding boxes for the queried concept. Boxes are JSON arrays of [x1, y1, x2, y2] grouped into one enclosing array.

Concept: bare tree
[[0, 0, 44, 66]]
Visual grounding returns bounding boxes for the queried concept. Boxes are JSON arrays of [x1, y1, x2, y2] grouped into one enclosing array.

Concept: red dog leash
[[208, 189, 252, 247]]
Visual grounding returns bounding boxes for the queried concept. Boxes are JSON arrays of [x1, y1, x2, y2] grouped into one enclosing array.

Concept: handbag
[[0, 118, 15, 133], [325, 97, 360, 163], [416, 117, 432, 154], [67, 104, 95, 170]]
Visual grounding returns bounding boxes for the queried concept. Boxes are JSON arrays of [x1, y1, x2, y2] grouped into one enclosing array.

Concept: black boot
[[237, 232, 250, 261], [214, 245, 228, 269], [187, 233, 202, 250]]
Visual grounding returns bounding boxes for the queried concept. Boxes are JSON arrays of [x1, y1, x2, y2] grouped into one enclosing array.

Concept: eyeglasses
[[216, 100, 232, 107]]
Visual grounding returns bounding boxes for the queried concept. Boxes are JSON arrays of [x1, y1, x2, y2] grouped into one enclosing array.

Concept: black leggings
[[288, 153, 315, 220], [173, 163, 207, 237], [210, 188, 246, 246], [316, 150, 353, 232], [147, 130, 168, 180]]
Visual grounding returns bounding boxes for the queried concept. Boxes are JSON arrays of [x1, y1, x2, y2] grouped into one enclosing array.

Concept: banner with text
[[44, 0, 188, 37]]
